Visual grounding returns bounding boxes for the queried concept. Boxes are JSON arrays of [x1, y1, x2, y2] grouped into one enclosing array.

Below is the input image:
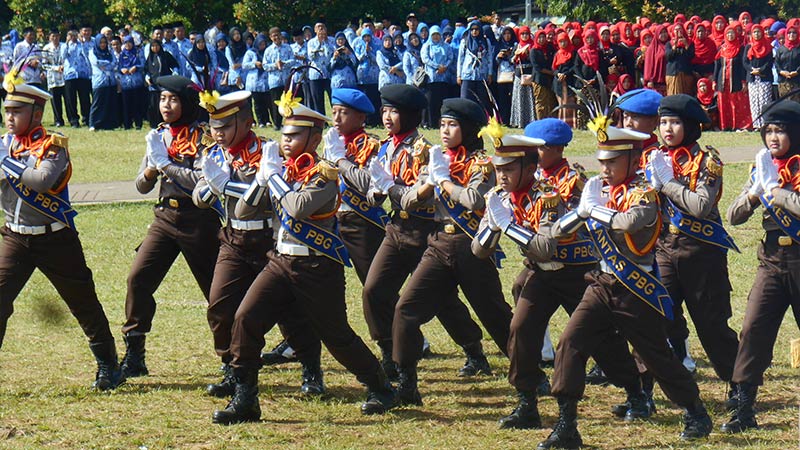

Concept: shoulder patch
[[470, 150, 494, 175], [318, 159, 339, 181], [540, 191, 560, 209], [704, 147, 723, 177], [412, 135, 432, 165], [628, 184, 658, 205]]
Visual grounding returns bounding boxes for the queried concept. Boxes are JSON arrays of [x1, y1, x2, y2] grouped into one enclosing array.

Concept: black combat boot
[[378, 340, 399, 382], [212, 367, 261, 424], [207, 363, 236, 398], [537, 397, 582, 449], [725, 381, 739, 412], [90, 341, 125, 391], [120, 334, 148, 378], [499, 390, 542, 429], [361, 368, 397, 415], [458, 341, 492, 377], [641, 372, 657, 415], [721, 382, 758, 433], [300, 357, 326, 396], [537, 377, 552, 397], [397, 366, 423, 406], [680, 398, 713, 440], [260, 340, 296, 366], [584, 363, 608, 385]]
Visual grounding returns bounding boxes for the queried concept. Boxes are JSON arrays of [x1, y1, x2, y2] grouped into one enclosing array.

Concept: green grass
[[0, 163, 797, 448]]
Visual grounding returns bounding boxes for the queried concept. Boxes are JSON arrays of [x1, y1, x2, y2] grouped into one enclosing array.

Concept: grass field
[[0, 154, 798, 449]]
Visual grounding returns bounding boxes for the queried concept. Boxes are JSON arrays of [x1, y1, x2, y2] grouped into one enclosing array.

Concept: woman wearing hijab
[[711, 15, 728, 47], [610, 73, 633, 102], [226, 27, 248, 89], [745, 25, 775, 129], [355, 28, 381, 125], [552, 31, 578, 128], [776, 26, 800, 102], [402, 32, 426, 127], [88, 35, 118, 130], [457, 20, 492, 112], [417, 22, 429, 43], [635, 28, 653, 85], [575, 29, 606, 128], [483, 23, 499, 111], [118, 36, 146, 129], [331, 31, 358, 89], [494, 26, 517, 124], [145, 39, 179, 128], [696, 77, 719, 130], [422, 25, 453, 127], [531, 29, 556, 121], [665, 23, 695, 95], [377, 33, 405, 89], [691, 23, 717, 79], [714, 24, 751, 131], [241, 33, 269, 127], [643, 25, 668, 94], [214, 34, 231, 94], [187, 35, 218, 87], [510, 26, 534, 128]]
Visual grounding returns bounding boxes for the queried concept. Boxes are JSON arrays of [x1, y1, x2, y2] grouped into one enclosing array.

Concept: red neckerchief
[[284, 152, 318, 184], [391, 129, 414, 149], [343, 129, 363, 146], [167, 125, 200, 158], [12, 126, 48, 161], [540, 158, 568, 180], [775, 154, 800, 190], [606, 175, 637, 211], [344, 128, 377, 168], [445, 145, 474, 185]]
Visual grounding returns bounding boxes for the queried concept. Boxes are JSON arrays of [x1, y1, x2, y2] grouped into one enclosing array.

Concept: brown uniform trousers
[[552, 270, 700, 407], [657, 231, 739, 381], [0, 226, 114, 347], [122, 201, 221, 335], [733, 232, 800, 385], [363, 216, 483, 348], [207, 226, 320, 363], [392, 230, 512, 367], [337, 211, 386, 285], [231, 253, 382, 386]]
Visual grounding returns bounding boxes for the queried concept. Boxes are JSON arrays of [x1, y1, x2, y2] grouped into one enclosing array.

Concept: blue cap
[[331, 88, 375, 114], [524, 118, 572, 146], [616, 89, 662, 116]]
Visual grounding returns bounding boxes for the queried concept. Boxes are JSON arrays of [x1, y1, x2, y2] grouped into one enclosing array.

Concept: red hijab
[[711, 15, 727, 46], [785, 26, 800, 50], [739, 12, 752, 27], [621, 22, 637, 47], [614, 74, 633, 95], [532, 30, 548, 51], [718, 25, 742, 59], [670, 23, 688, 48], [599, 26, 612, 49], [748, 25, 772, 59], [552, 31, 574, 69], [644, 25, 667, 83], [578, 30, 600, 70], [696, 78, 714, 106], [692, 24, 717, 65]]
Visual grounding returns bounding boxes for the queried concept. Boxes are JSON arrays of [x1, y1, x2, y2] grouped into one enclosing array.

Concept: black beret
[[762, 100, 800, 125], [658, 94, 710, 125], [441, 98, 487, 127], [155, 75, 195, 95], [380, 84, 427, 110]]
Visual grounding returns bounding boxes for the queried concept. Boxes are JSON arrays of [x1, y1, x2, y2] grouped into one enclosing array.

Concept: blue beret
[[331, 88, 375, 114], [616, 89, 662, 116], [524, 118, 572, 146]]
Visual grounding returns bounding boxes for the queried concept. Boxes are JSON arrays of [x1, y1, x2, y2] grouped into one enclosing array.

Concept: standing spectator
[[377, 34, 405, 89], [458, 21, 492, 113], [118, 36, 145, 129], [88, 36, 118, 130], [162, 23, 179, 62], [226, 27, 247, 89], [691, 22, 717, 79], [145, 39, 179, 128], [402, 32, 425, 126], [494, 26, 516, 124], [745, 24, 774, 129], [264, 27, 294, 129], [696, 77, 718, 130], [242, 34, 269, 127], [330, 31, 357, 90], [145, 25, 163, 59], [422, 25, 452, 127], [775, 26, 800, 102], [62, 28, 88, 127], [289, 29, 308, 105], [214, 35, 231, 94], [355, 28, 380, 125], [187, 35, 218, 87], [552, 31, 579, 128], [531, 30, 556, 120], [644, 25, 668, 94], [204, 19, 224, 47], [575, 30, 607, 128], [13, 27, 44, 89], [598, 26, 620, 86], [665, 23, 695, 95], [510, 26, 534, 128], [714, 25, 751, 131], [306, 23, 334, 114], [711, 15, 727, 47], [174, 23, 193, 77], [43, 28, 66, 127], [634, 28, 652, 86]]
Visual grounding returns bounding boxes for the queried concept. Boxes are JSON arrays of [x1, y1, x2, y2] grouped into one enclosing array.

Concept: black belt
[[158, 197, 195, 210]]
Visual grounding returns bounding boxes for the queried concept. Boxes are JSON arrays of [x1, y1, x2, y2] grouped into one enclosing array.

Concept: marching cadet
[[121, 75, 221, 378], [540, 122, 712, 449], [724, 100, 800, 433], [647, 94, 740, 409], [388, 98, 514, 406], [211, 92, 396, 424], [0, 81, 123, 390], [364, 84, 487, 380], [193, 90, 324, 400]]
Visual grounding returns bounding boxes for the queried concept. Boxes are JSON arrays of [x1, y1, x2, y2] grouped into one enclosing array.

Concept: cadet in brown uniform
[[389, 98, 514, 406], [121, 76, 221, 378], [211, 95, 396, 424], [724, 100, 800, 433], [0, 83, 123, 390], [194, 91, 323, 399], [540, 124, 712, 449], [364, 85, 487, 379], [647, 94, 740, 408]]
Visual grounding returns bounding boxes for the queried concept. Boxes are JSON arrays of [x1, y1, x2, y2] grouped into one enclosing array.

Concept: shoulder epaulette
[[471, 150, 494, 175], [47, 133, 68, 149], [703, 145, 724, 177], [629, 182, 658, 205], [412, 135, 432, 164], [317, 159, 339, 181], [540, 190, 560, 209]]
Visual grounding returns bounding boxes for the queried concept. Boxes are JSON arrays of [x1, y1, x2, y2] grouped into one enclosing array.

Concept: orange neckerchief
[[229, 133, 262, 170], [540, 159, 578, 202], [445, 146, 475, 186], [284, 152, 318, 184], [606, 177, 662, 256], [509, 179, 543, 231], [344, 129, 378, 168], [167, 125, 200, 159], [774, 154, 800, 191], [12, 126, 49, 162], [387, 131, 420, 185], [667, 145, 704, 191]]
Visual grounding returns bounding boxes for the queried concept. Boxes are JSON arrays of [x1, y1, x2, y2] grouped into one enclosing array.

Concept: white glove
[[323, 128, 347, 163], [645, 152, 662, 191], [202, 154, 230, 195], [0, 133, 12, 160], [369, 158, 394, 193], [650, 150, 675, 186], [487, 191, 512, 230], [257, 140, 283, 185], [428, 145, 451, 185], [146, 129, 171, 170], [756, 148, 780, 193], [577, 176, 604, 218]]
